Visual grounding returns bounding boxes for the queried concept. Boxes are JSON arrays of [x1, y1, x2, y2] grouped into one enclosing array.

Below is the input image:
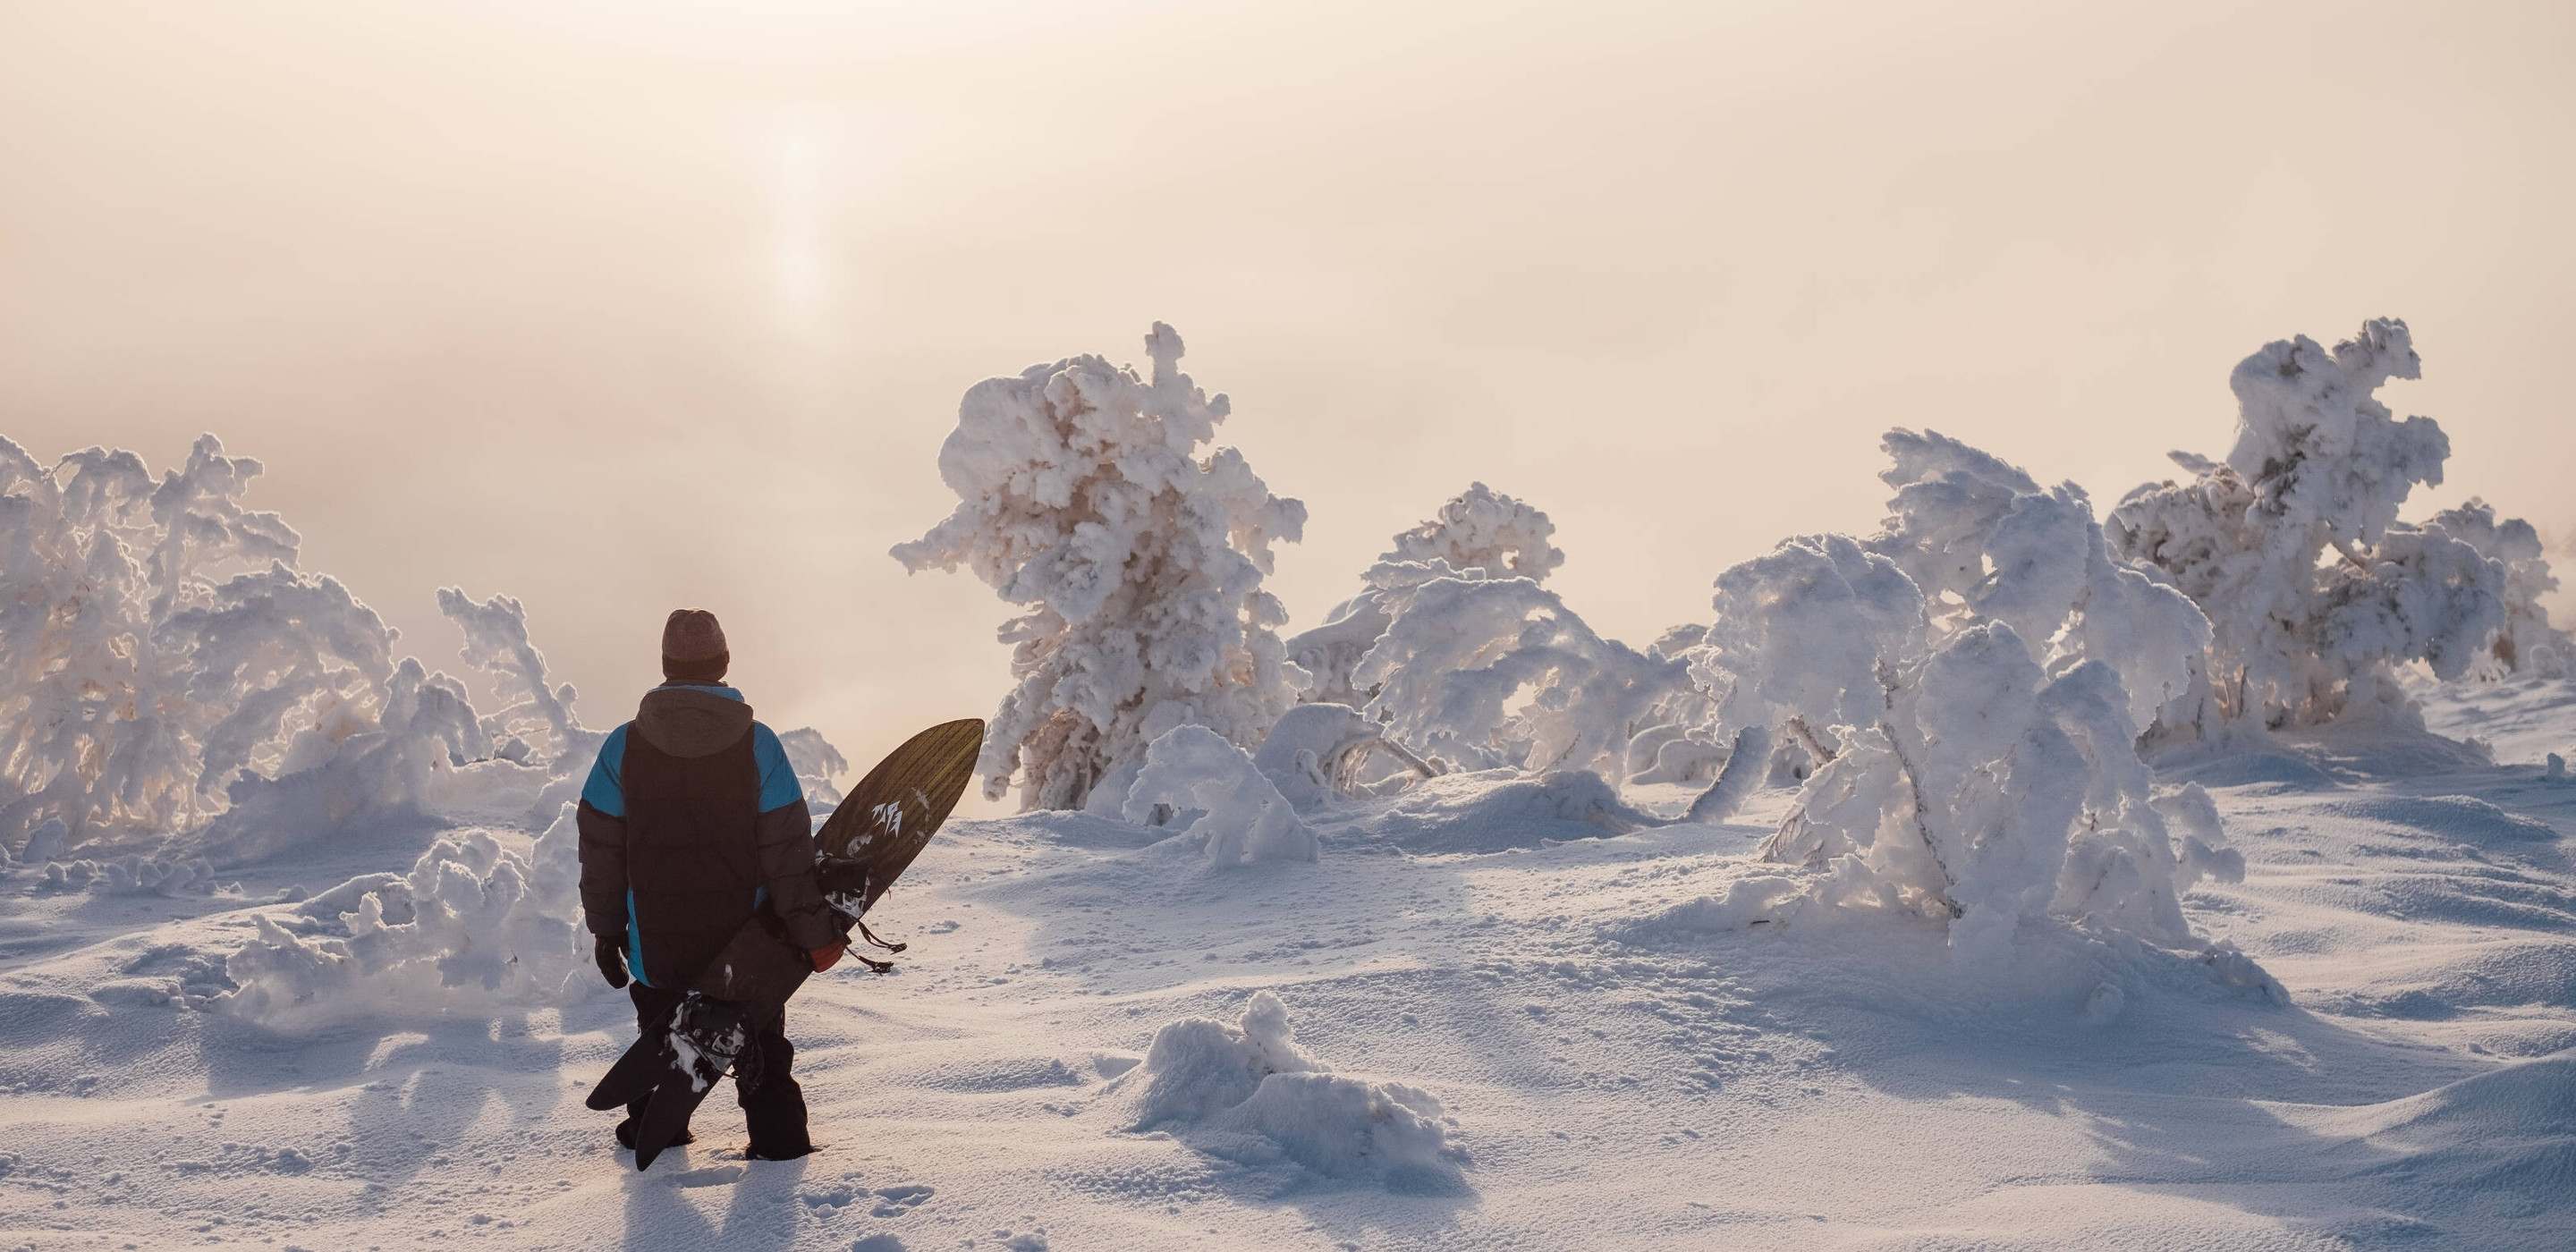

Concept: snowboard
[[691, 715, 986, 1012], [588, 717, 985, 1168]]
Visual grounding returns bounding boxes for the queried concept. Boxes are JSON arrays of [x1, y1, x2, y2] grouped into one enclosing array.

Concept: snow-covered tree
[[0, 434, 606, 865], [1281, 484, 1699, 789], [2108, 319, 2509, 732], [1350, 561, 1687, 780], [1687, 432, 2241, 950], [1287, 483, 1563, 708], [893, 324, 1308, 810], [0, 436, 454, 857], [2420, 499, 2570, 680]]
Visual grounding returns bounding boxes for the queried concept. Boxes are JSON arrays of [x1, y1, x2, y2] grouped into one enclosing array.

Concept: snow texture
[[1378, 481, 1565, 583], [1121, 725, 1318, 866], [894, 324, 1308, 811], [3, 671, 2573, 1249], [2111, 319, 2516, 733], [1123, 990, 1465, 1192]]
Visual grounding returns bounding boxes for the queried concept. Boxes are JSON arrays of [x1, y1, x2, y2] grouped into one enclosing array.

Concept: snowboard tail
[[629, 996, 746, 1170]]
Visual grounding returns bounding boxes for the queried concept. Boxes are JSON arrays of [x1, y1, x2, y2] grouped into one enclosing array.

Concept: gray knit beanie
[[662, 608, 727, 663]]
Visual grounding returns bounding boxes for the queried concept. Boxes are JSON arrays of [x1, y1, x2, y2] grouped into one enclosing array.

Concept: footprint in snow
[[870, 1183, 934, 1216]]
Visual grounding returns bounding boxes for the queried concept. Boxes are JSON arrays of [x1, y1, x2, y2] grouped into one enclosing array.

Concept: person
[[575, 608, 844, 1161]]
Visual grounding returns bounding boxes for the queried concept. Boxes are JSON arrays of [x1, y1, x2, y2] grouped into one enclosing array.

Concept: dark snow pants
[[627, 984, 812, 1157]]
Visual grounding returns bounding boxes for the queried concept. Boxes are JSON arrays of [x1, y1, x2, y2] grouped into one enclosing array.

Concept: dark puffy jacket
[[574, 683, 833, 987]]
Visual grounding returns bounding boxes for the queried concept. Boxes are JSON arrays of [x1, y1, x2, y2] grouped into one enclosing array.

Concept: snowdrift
[[1117, 990, 1468, 1194]]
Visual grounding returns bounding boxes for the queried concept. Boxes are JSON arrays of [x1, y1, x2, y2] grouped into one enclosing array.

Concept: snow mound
[[1123, 725, 1318, 865], [1332, 768, 1654, 854], [1626, 869, 1816, 935], [211, 812, 584, 1026], [1121, 990, 1467, 1193], [2282, 1053, 2576, 1218]]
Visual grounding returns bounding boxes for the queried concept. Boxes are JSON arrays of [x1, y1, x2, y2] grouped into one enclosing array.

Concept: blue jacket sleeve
[[581, 724, 630, 817], [751, 724, 805, 813], [574, 724, 633, 939], [748, 723, 833, 950]]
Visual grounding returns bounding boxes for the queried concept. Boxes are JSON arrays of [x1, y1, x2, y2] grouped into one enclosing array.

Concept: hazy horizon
[[5, 0, 2570, 806]]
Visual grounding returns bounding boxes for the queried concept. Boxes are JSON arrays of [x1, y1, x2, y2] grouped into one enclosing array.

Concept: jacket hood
[[633, 685, 756, 758]]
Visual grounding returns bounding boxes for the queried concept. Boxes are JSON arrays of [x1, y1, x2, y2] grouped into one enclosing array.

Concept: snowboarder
[[576, 608, 845, 1161]]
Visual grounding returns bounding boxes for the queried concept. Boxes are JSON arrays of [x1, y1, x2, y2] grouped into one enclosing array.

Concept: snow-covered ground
[[4, 680, 2572, 1252]]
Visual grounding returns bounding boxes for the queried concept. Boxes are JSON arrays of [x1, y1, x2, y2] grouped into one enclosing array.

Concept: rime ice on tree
[[2421, 499, 2570, 680], [2109, 319, 2512, 732], [1286, 484, 1701, 790], [1288, 482, 1569, 710], [894, 324, 1308, 811], [0, 435, 494, 859], [1689, 432, 2243, 951]]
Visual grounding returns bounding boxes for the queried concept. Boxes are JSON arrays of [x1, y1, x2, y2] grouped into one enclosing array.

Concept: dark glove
[[594, 933, 631, 989], [808, 942, 845, 974]]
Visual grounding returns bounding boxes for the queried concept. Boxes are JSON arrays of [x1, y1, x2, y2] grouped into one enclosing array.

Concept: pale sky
[[4, 0, 2570, 808]]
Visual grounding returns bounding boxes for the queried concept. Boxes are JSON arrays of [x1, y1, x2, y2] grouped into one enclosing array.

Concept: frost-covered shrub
[[437, 587, 592, 765], [2109, 319, 2512, 731], [1, 436, 447, 854], [1289, 483, 1563, 708], [1122, 990, 1465, 1191], [1865, 430, 2210, 734], [1687, 432, 2242, 951], [1122, 725, 1318, 865], [2421, 499, 2570, 680], [894, 325, 1308, 811], [1282, 484, 1700, 791], [1352, 563, 1689, 780], [1758, 634, 2241, 949], [216, 816, 586, 1023], [0, 433, 602, 863]]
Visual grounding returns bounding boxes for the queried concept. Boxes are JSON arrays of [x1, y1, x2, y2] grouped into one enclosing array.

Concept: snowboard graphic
[[588, 717, 985, 1169]]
